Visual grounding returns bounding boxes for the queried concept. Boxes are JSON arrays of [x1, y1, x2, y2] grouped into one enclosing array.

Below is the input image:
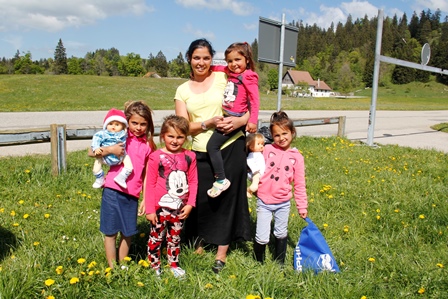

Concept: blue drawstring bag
[[293, 217, 340, 273]]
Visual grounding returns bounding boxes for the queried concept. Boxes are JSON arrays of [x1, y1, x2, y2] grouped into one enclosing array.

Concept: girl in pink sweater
[[253, 111, 308, 265]]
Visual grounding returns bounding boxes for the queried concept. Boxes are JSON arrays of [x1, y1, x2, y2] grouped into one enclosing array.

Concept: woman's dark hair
[[270, 111, 296, 139], [185, 38, 215, 64]]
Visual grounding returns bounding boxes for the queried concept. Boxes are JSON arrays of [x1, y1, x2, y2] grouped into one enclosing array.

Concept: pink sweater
[[144, 149, 198, 214], [256, 144, 308, 214], [211, 65, 259, 125]]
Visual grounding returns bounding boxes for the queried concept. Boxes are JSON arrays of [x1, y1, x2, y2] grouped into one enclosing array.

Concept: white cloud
[[340, 1, 379, 19], [183, 23, 215, 40], [175, 0, 257, 16], [0, 0, 153, 32], [414, 0, 448, 13]]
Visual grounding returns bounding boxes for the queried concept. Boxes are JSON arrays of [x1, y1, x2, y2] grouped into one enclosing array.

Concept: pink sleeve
[[293, 152, 308, 214], [144, 153, 159, 214], [211, 65, 227, 73], [186, 151, 198, 207], [245, 71, 260, 125]]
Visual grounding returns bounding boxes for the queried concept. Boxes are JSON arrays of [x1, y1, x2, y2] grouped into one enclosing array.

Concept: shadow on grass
[[0, 226, 18, 261]]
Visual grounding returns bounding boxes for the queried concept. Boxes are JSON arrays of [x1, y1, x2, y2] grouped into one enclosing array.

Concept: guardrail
[[0, 116, 345, 175]]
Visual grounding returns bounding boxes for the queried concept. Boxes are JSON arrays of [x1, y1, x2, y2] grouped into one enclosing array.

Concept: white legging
[[255, 198, 291, 244]]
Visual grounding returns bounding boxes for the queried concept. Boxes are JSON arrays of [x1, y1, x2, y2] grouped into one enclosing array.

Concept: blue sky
[[0, 0, 447, 61]]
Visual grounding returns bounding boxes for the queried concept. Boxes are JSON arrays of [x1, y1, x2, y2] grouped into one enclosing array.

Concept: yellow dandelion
[[123, 256, 132, 262], [432, 204, 436, 207], [0, 208, 4, 213], [0, 266, 2, 271], [436, 263, 444, 268], [95, 270, 100, 275], [138, 260, 150, 268], [368, 257, 375, 262], [394, 209, 400, 213], [323, 223, 328, 228], [80, 271, 86, 276], [77, 258, 86, 264], [249, 207, 252, 213], [105, 267, 112, 273], [205, 283, 213, 289], [84, 163, 89, 167], [419, 215, 425, 219], [137, 281, 144, 287], [229, 274, 236, 279], [55, 266, 63, 275], [88, 261, 97, 268], [23, 214, 30, 219], [56, 195, 61, 198], [13, 223, 19, 227], [418, 287, 425, 294], [105, 272, 111, 277], [246, 295, 261, 299], [35, 203, 40, 207], [44, 279, 55, 286], [343, 227, 349, 233], [10, 255, 15, 259], [44, 214, 50, 219], [376, 215, 381, 220], [88, 271, 94, 276], [25, 169, 31, 173], [69, 277, 79, 284], [361, 296, 367, 299], [18, 200, 24, 205], [10, 210, 16, 216], [47, 296, 55, 299], [376, 209, 380, 213], [139, 233, 145, 238], [33, 242, 40, 246]]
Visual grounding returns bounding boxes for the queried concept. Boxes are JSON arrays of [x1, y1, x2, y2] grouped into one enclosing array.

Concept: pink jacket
[[104, 130, 152, 198], [256, 144, 308, 214], [212, 65, 259, 125]]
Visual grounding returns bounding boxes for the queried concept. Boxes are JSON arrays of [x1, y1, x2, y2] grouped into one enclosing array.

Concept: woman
[[175, 38, 251, 273]]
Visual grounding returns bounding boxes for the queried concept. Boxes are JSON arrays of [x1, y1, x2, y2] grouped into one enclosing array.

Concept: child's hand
[[94, 148, 103, 156], [138, 201, 145, 216], [146, 213, 158, 225], [179, 205, 193, 220], [299, 212, 308, 219], [246, 122, 257, 134]]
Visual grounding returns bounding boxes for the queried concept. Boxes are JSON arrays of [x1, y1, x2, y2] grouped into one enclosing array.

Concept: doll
[[246, 133, 265, 197]]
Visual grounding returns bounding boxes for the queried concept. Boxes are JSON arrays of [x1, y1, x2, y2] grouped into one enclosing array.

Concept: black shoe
[[212, 260, 225, 273]]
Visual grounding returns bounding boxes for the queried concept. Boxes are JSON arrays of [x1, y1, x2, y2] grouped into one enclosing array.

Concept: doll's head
[[103, 108, 128, 132], [246, 133, 265, 153]]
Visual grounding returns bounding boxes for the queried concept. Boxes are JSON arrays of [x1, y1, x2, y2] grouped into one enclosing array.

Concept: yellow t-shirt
[[175, 72, 244, 152]]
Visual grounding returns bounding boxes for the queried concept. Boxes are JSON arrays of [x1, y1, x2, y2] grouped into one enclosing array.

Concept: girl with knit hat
[[88, 101, 156, 268], [91, 108, 133, 189]]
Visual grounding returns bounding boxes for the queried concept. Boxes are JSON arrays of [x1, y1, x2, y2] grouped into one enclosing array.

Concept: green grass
[[431, 123, 448, 133], [1, 75, 447, 112], [1, 136, 447, 298]]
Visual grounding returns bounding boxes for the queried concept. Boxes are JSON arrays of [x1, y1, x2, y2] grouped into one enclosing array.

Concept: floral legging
[[147, 208, 184, 269]]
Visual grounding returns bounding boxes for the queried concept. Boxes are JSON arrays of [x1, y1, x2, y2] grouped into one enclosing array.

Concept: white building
[[282, 70, 333, 97]]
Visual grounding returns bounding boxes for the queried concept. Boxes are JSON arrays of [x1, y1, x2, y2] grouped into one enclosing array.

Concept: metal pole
[[277, 13, 286, 111], [367, 9, 384, 146]]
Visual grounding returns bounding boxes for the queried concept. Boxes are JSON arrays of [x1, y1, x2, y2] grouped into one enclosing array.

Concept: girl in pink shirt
[[145, 115, 198, 278], [253, 111, 308, 265], [89, 101, 156, 269]]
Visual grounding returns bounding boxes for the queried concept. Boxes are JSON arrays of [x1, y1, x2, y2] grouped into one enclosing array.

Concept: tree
[[267, 68, 279, 91], [54, 38, 68, 74], [154, 51, 168, 77], [169, 52, 188, 78]]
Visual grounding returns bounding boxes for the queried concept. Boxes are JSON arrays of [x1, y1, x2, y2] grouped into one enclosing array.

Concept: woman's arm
[[175, 99, 223, 136], [217, 111, 250, 134]]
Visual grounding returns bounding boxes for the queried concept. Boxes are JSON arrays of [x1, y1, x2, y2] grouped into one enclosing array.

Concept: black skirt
[[184, 136, 251, 245]]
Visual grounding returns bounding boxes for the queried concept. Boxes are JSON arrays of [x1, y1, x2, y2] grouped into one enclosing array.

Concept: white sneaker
[[170, 266, 186, 278], [114, 173, 127, 189], [154, 268, 162, 277], [92, 177, 105, 189]]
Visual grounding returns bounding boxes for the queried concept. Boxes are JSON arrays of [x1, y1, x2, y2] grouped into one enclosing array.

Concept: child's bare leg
[[104, 234, 118, 268], [118, 235, 132, 262]]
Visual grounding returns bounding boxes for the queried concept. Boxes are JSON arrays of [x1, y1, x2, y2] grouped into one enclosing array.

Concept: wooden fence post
[[50, 124, 67, 176], [337, 116, 346, 137]]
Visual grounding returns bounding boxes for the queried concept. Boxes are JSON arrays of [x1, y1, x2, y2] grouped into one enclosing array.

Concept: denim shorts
[[100, 188, 138, 237]]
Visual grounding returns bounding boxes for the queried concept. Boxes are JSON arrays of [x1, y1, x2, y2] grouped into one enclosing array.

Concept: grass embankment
[[0, 136, 447, 298], [0, 75, 447, 112]]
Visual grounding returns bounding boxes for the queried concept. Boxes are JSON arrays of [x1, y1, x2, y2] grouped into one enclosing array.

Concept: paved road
[[0, 110, 447, 157]]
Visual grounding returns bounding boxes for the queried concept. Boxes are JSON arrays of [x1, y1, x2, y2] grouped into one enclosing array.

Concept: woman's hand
[[138, 201, 145, 216], [217, 112, 249, 134]]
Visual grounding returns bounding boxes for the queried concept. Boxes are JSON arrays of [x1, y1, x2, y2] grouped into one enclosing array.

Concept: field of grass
[[1, 136, 447, 298], [0, 75, 447, 112]]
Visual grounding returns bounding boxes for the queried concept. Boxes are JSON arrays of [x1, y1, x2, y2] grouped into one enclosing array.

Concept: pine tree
[[54, 38, 68, 74]]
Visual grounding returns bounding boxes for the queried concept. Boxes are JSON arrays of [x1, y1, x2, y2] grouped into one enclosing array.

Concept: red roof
[[283, 70, 332, 91]]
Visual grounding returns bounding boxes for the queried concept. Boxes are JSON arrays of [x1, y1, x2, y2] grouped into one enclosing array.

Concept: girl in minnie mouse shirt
[[144, 115, 198, 278], [253, 111, 308, 265]]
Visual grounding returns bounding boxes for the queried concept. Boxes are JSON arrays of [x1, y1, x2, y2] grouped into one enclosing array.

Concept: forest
[[1, 9, 447, 93]]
